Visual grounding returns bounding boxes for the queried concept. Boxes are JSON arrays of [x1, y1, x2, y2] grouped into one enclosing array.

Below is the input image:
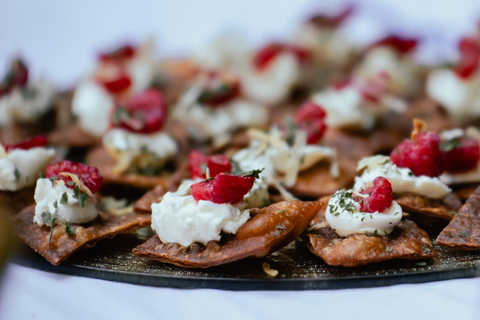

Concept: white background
[[1, 1, 480, 319]]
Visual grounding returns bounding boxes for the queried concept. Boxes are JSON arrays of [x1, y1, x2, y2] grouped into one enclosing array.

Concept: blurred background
[[1, 0, 480, 89]]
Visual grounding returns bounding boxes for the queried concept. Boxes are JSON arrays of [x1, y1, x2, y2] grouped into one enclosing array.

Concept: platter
[[12, 230, 480, 291]]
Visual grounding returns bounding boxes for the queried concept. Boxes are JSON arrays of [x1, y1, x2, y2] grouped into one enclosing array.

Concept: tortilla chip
[[436, 186, 480, 249], [289, 159, 357, 198], [12, 205, 151, 265], [48, 123, 101, 147], [132, 200, 321, 268], [303, 197, 436, 267], [133, 185, 167, 214], [395, 192, 459, 222]]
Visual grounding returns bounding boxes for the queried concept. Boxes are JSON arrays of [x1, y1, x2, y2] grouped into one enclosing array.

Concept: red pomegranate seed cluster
[[390, 131, 444, 177], [191, 173, 255, 204], [254, 42, 311, 71], [45, 160, 103, 194], [99, 45, 136, 62], [354, 177, 394, 213], [0, 59, 29, 96], [372, 36, 418, 54], [455, 37, 480, 79], [294, 101, 328, 144], [197, 75, 241, 107], [97, 45, 136, 93], [442, 136, 480, 173], [111, 89, 168, 134], [188, 151, 232, 179], [4, 135, 47, 152]]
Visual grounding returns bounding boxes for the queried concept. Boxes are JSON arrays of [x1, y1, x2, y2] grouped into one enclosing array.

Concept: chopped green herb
[[112, 106, 130, 125], [65, 221, 76, 235], [278, 209, 288, 214], [275, 224, 285, 230], [386, 246, 393, 253], [230, 159, 242, 175], [379, 159, 390, 165], [460, 230, 467, 237], [38, 172, 45, 179], [42, 210, 58, 243], [415, 262, 427, 267], [262, 198, 270, 207], [73, 185, 90, 208], [14, 168, 20, 181], [66, 181, 75, 187], [240, 168, 264, 179], [60, 192, 68, 205], [441, 138, 461, 152]]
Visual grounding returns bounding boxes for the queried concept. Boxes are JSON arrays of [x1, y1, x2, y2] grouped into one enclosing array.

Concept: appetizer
[[304, 177, 436, 267], [133, 170, 321, 267], [13, 160, 150, 265]]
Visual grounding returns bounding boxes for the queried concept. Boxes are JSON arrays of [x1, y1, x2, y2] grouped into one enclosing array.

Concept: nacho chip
[[12, 205, 151, 265], [436, 186, 480, 249], [303, 197, 436, 267], [132, 200, 321, 268], [395, 192, 460, 222], [133, 185, 167, 214], [289, 158, 356, 198]]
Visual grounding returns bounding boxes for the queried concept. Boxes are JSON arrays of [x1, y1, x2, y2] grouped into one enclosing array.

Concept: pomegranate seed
[[294, 101, 328, 144], [4, 135, 47, 152], [455, 37, 480, 79], [99, 75, 132, 93], [390, 131, 444, 177], [354, 177, 394, 213], [197, 80, 241, 107], [253, 42, 311, 71], [45, 160, 103, 194], [308, 5, 355, 28], [111, 89, 168, 134], [0, 59, 29, 96], [359, 72, 390, 104], [188, 150, 232, 179], [99, 45, 136, 62], [442, 136, 480, 173], [191, 173, 255, 204], [372, 36, 418, 54]]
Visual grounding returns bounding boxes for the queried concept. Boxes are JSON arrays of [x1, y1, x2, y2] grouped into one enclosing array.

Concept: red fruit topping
[[294, 101, 327, 144], [442, 136, 480, 173], [455, 37, 480, 79], [99, 45, 136, 62], [359, 72, 390, 104], [0, 59, 29, 96], [45, 161, 103, 194], [372, 36, 418, 54], [254, 43, 311, 71], [191, 173, 255, 204], [188, 150, 232, 179], [354, 176, 394, 213], [99, 75, 132, 93], [4, 135, 47, 152], [197, 77, 241, 107], [111, 89, 168, 133], [332, 79, 352, 91], [390, 131, 444, 177], [308, 5, 355, 28]]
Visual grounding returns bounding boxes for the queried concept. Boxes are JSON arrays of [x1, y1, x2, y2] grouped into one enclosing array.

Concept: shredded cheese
[[0, 143, 7, 158], [262, 263, 279, 277], [59, 172, 94, 198], [411, 119, 426, 140]]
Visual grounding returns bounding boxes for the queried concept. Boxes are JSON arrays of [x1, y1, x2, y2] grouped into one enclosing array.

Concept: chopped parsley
[[65, 221, 76, 235], [441, 138, 461, 152], [42, 209, 58, 243], [60, 192, 68, 205], [73, 185, 90, 208], [460, 230, 467, 237], [14, 168, 20, 181], [38, 172, 45, 179], [275, 224, 285, 230]]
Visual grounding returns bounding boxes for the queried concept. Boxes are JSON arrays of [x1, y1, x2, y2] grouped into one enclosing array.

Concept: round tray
[[12, 231, 480, 290]]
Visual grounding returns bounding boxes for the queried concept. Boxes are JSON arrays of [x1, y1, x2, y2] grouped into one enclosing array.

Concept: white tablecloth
[[0, 263, 479, 320]]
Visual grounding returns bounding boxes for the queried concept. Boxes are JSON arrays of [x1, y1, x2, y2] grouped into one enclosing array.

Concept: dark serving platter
[[12, 228, 480, 291]]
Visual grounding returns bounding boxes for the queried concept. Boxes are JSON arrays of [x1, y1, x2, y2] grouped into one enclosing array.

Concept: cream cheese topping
[[103, 128, 178, 174], [427, 69, 480, 120], [0, 147, 55, 191], [241, 52, 301, 105], [193, 33, 248, 70], [325, 189, 403, 237], [151, 190, 250, 247], [33, 178, 97, 226], [0, 79, 55, 126], [354, 47, 420, 97], [355, 155, 451, 199], [71, 80, 115, 137]]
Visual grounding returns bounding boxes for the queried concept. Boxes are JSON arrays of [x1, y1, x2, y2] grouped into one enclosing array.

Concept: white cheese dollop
[[311, 85, 376, 130], [325, 189, 403, 237], [0, 147, 55, 191], [355, 155, 451, 199], [427, 69, 480, 120], [0, 79, 55, 126], [151, 191, 250, 247], [193, 33, 248, 70], [354, 47, 420, 97], [241, 53, 301, 105], [103, 128, 177, 160], [72, 80, 115, 137], [33, 178, 97, 226]]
